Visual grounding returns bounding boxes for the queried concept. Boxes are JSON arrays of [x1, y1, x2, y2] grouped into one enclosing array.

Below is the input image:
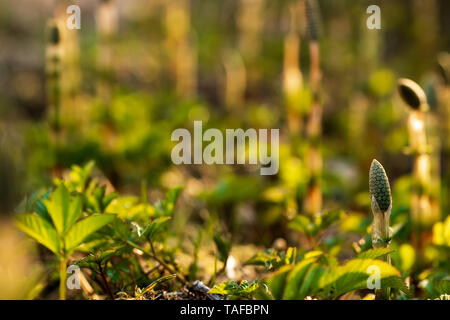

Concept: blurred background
[[0, 0, 449, 299]]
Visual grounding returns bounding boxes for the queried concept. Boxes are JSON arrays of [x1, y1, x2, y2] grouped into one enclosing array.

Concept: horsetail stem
[[305, 0, 321, 41], [283, 2, 303, 137], [397, 78, 428, 112], [397, 78, 438, 228], [303, 0, 322, 216], [46, 21, 61, 133], [369, 159, 392, 299], [436, 52, 450, 217]]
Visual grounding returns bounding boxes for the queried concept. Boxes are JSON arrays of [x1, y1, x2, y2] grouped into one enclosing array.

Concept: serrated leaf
[[263, 265, 291, 299], [357, 248, 395, 259], [15, 189, 52, 222], [263, 254, 408, 299], [245, 249, 280, 269], [15, 213, 60, 256], [298, 264, 324, 299], [320, 258, 405, 298], [209, 280, 259, 297], [44, 184, 83, 235], [65, 214, 115, 253], [282, 258, 317, 299]]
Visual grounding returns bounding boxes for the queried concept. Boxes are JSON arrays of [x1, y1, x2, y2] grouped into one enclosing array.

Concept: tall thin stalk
[[223, 49, 246, 110], [237, 0, 264, 86], [282, 1, 305, 219], [165, 0, 197, 97], [59, 257, 67, 300], [283, 2, 304, 137], [303, 0, 322, 216], [96, 0, 118, 148], [369, 159, 392, 300], [46, 21, 62, 177], [97, 0, 118, 103], [53, 1, 82, 125], [397, 79, 440, 231], [436, 52, 450, 217]]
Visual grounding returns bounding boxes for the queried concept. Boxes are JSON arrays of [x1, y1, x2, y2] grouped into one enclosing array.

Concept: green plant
[[257, 248, 408, 300], [209, 280, 259, 299], [245, 247, 297, 271], [15, 184, 115, 299], [369, 159, 393, 299], [397, 78, 441, 229], [303, 0, 323, 216]]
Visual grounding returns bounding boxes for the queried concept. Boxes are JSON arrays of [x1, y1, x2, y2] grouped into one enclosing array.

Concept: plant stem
[[126, 240, 187, 285], [59, 258, 67, 300], [372, 210, 391, 300], [98, 262, 114, 300]]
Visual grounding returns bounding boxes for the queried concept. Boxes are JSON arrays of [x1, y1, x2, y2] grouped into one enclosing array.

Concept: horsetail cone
[[397, 78, 428, 112], [305, 0, 321, 41], [369, 159, 392, 213]]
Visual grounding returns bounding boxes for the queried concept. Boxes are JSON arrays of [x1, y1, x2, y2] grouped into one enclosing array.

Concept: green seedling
[[15, 184, 115, 299]]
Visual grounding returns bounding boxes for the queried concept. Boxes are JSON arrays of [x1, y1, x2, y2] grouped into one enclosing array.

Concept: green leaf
[[436, 280, 450, 295], [16, 189, 52, 222], [245, 249, 281, 270], [64, 161, 95, 192], [357, 248, 395, 259], [263, 265, 291, 299], [15, 213, 60, 256], [142, 274, 177, 294], [103, 193, 118, 211], [154, 187, 183, 217], [288, 215, 312, 235], [44, 185, 83, 235], [298, 264, 324, 299], [213, 233, 231, 263], [282, 258, 317, 299], [144, 216, 171, 240], [263, 253, 409, 299], [320, 258, 406, 298], [209, 280, 259, 297], [65, 214, 115, 253]]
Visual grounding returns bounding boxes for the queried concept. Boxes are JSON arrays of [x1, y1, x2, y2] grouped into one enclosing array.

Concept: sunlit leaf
[[15, 213, 60, 256], [357, 248, 395, 259], [65, 214, 115, 253], [209, 280, 259, 297], [282, 257, 318, 299], [44, 184, 83, 235]]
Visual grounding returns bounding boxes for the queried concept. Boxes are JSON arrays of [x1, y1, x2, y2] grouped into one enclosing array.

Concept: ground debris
[[154, 281, 221, 300]]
